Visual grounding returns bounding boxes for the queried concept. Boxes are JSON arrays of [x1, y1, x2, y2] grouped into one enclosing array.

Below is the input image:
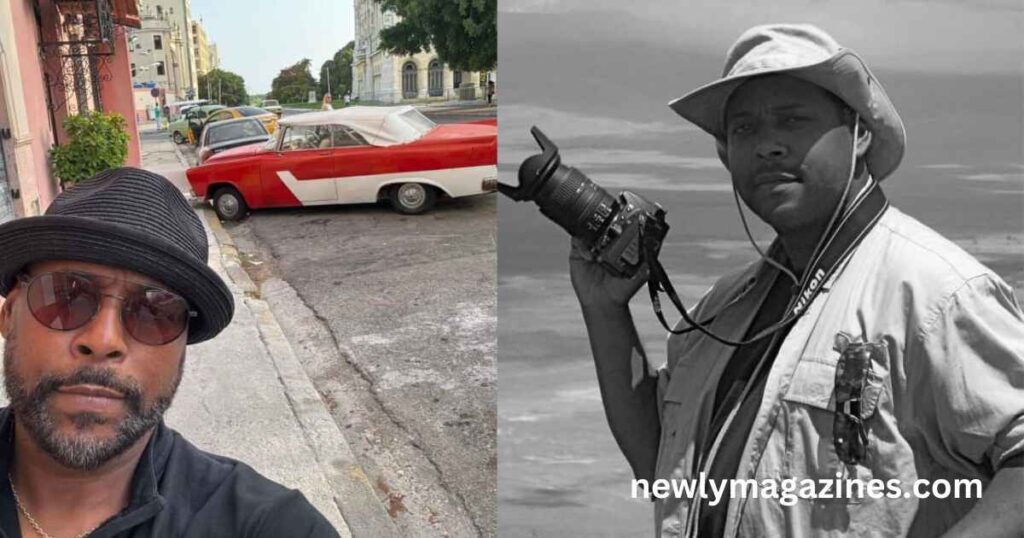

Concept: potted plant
[[50, 112, 130, 188]]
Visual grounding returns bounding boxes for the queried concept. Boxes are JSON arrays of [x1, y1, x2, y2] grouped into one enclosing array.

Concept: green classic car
[[169, 104, 225, 144]]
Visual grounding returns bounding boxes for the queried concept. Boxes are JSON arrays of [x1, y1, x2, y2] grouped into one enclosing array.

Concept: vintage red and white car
[[185, 106, 497, 220]]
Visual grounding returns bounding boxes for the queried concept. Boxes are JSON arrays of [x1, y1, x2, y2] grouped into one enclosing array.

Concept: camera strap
[[644, 182, 888, 346]]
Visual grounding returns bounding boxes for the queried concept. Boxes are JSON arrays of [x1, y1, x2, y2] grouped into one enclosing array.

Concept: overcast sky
[[500, 0, 1023, 75], [190, 0, 355, 94]]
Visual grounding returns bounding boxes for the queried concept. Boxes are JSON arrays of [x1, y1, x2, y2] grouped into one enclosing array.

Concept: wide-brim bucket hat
[[0, 167, 233, 344], [669, 23, 906, 180]]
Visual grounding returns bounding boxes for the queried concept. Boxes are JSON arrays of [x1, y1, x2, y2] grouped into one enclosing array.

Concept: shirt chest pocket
[[780, 358, 885, 503]]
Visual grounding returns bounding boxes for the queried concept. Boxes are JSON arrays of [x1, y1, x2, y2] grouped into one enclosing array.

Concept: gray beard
[[2, 336, 182, 471]]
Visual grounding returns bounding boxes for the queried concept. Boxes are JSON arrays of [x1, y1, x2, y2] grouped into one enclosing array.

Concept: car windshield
[[238, 106, 269, 117], [206, 120, 267, 145]]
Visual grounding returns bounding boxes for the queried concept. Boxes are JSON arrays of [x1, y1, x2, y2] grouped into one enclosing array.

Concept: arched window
[[428, 60, 443, 97], [402, 62, 417, 99]]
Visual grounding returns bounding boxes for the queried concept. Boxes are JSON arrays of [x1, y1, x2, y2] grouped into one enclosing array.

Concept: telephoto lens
[[498, 127, 619, 250]]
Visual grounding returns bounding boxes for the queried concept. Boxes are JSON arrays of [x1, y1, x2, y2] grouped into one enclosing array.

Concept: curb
[[170, 139, 193, 169], [200, 209, 401, 538], [202, 210, 258, 297]]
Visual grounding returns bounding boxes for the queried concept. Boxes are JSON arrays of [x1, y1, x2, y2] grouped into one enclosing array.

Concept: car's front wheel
[[172, 131, 185, 144], [212, 187, 248, 221], [389, 183, 436, 215]]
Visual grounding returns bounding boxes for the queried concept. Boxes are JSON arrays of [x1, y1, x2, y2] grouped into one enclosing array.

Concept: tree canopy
[[376, 0, 496, 72], [270, 59, 317, 103], [197, 69, 248, 106], [319, 41, 355, 99]]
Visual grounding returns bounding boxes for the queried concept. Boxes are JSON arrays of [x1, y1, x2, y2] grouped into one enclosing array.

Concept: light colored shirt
[[650, 205, 1024, 537]]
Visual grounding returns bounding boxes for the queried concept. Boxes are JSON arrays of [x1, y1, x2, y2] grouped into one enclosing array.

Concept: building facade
[[129, 7, 187, 100], [128, 0, 195, 100], [191, 18, 217, 76], [352, 0, 493, 104], [0, 0, 142, 222]]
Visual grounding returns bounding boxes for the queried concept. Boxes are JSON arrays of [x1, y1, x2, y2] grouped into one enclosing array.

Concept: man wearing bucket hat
[[0, 168, 339, 536], [571, 24, 1024, 537]]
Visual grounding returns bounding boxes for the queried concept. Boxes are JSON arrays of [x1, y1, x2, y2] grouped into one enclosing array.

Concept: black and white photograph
[[497, 1, 1023, 537]]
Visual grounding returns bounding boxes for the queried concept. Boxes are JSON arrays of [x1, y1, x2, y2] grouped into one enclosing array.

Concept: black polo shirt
[[0, 408, 340, 537]]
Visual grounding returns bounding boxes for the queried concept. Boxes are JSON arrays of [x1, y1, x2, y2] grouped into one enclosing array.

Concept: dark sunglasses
[[17, 271, 196, 346]]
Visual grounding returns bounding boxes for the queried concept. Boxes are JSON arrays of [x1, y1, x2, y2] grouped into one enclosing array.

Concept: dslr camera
[[498, 127, 669, 278]]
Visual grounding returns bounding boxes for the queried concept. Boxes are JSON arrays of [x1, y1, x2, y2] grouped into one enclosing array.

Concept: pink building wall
[[11, 0, 59, 212], [9, 0, 142, 213], [100, 31, 141, 167]]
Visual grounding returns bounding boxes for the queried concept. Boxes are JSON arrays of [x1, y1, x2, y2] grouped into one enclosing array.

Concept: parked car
[[261, 99, 283, 115], [186, 105, 498, 221], [169, 104, 224, 144], [196, 117, 272, 164], [204, 106, 279, 136], [169, 99, 210, 120]]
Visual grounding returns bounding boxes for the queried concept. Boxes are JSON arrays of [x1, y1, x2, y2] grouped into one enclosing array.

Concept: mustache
[[33, 367, 145, 414]]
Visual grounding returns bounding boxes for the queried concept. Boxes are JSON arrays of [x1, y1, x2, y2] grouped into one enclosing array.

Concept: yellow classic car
[[202, 106, 279, 137]]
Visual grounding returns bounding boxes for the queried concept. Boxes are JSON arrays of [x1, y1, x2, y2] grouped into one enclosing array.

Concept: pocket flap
[[782, 359, 836, 410], [783, 359, 886, 419]]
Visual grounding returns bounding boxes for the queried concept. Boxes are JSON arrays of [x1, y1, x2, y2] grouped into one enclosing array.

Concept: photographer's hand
[[569, 238, 660, 482], [569, 238, 650, 308]]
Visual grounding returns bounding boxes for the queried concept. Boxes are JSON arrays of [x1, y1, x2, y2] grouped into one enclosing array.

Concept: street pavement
[[173, 104, 499, 537], [224, 193, 497, 538]]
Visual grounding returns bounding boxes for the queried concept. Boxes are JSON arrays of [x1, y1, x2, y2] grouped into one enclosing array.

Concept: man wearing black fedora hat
[[571, 24, 1024, 537], [0, 168, 339, 536]]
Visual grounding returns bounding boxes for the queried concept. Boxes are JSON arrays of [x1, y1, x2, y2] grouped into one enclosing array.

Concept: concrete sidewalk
[[138, 121, 193, 189], [137, 128, 399, 536], [164, 210, 355, 535]]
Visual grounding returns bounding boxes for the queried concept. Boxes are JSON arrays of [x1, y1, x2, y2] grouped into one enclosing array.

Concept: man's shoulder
[[869, 207, 997, 285], [158, 427, 338, 535]]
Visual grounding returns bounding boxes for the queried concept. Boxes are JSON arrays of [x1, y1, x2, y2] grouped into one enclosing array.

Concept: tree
[[197, 69, 248, 106], [376, 0, 496, 72], [270, 59, 317, 103], [319, 41, 355, 99]]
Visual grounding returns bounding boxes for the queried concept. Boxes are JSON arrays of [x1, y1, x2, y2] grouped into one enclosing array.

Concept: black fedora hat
[[0, 167, 233, 344]]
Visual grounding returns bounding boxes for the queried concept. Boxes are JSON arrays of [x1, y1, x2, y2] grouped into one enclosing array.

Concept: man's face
[[724, 75, 861, 235], [0, 260, 187, 470]]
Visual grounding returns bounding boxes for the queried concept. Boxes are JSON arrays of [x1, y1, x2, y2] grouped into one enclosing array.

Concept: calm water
[[497, 20, 1024, 537]]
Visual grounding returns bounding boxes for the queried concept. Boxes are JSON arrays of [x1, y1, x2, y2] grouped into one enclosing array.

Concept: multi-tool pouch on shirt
[[832, 340, 885, 465]]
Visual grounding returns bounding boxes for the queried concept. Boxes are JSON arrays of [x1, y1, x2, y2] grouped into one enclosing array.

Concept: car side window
[[331, 125, 369, 148], [280, 126, 322, 151]]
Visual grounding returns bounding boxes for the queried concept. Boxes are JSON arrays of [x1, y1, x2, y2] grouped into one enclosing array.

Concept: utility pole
[[326, 65, 331, 96], [218, 77, 222, 104]]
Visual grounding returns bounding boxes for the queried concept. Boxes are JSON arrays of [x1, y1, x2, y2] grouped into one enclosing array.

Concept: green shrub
[[50, 112, 130, 185]]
